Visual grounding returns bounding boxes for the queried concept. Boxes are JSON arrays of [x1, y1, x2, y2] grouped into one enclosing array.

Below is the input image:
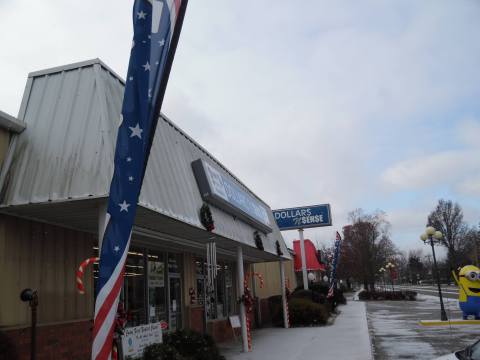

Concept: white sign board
[[229, 315, 241, 328], [121, 322, 162, 359]]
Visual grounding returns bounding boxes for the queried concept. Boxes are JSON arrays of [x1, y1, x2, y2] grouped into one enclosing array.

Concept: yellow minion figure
[[452, 265, 480, 320]]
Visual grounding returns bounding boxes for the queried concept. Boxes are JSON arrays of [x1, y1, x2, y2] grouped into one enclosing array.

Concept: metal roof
[[0, 110, 25, 133], [0, 59, 289, 261]]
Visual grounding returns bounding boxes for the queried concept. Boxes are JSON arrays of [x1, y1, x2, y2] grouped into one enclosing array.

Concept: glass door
[[147, 253, 167, 325], [168, 275, 182, 331]]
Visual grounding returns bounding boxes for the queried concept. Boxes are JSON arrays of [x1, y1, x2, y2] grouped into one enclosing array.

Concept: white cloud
[[381, 149, 480, 190], [456, 175, 480, 197], [456, 118, 480, 149]]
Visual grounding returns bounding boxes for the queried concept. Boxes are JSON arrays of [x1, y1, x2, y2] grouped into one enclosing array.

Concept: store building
[[0, 59, 292, 359], [293, 239, 325, 286]]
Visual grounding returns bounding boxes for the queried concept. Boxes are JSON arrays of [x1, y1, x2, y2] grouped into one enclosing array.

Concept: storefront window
[[147, 252, 166, 324], [196, 260, 205, 306], [123, 248, 146, 327], [168, 253, 181, 274], [93, 246, 184, 331], [168, 253, 182, 331], [195, 258, 234, 320]]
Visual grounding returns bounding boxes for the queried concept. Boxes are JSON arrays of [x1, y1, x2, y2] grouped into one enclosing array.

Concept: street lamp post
[[421, 226, 448, 321], [379, 267, 387, 296], [385, 262, 396, 292], [308, 272, 316, 301]]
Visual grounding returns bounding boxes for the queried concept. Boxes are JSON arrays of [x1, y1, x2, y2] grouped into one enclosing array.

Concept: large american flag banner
[[327, 231, 342, 299], [92, 1, 187, 359]]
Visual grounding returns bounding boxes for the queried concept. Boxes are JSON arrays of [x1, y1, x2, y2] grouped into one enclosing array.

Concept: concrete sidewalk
[[220, 299, 373, 360]]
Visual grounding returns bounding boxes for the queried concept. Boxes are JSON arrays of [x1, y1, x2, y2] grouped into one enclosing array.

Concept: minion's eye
[[466, 271, 478, 281]]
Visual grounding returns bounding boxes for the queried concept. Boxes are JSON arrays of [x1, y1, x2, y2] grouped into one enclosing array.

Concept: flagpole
[[92, 2, 190, 359], [140, 0, 189, 184]]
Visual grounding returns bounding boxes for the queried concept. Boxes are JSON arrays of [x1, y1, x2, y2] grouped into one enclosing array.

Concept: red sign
[[160, 321, 168, 330], [390, 269, 398, 280]]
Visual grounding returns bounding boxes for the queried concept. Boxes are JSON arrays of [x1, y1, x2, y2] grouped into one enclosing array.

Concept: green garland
[[254, 231, 264, 251], [276, 240, 283, 256], [199, 203, 215, 232]]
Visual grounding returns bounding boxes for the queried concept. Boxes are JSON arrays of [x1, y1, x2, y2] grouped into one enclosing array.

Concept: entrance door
[[148, 255, 167, 325], [169, 276, 182, 331]]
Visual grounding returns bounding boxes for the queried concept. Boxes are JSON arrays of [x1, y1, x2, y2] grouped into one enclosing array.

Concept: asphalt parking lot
[[367, 294, 480, 359]]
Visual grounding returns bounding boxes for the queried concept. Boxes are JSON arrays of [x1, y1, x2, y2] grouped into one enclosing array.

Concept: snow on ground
[[220, 299, 373, 360], [367, 294, 480, 360]]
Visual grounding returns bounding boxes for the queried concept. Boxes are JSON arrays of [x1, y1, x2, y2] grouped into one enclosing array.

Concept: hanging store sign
[[272, 204, 332, 230], [192, 159, 272, 233], [121, 322, 162, 359]]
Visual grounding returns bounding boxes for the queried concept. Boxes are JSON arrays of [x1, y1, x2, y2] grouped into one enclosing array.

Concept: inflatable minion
[[452, 265, 480, 320]]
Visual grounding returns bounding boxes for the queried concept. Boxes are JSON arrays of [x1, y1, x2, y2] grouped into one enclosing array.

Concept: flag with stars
[[327, 231, 342, 299], [92, 1, 188, 359]]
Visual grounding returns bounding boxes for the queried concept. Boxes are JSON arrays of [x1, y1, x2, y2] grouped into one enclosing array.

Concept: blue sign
[[192, 159, 272, 233], [272, 204, 332, 230]]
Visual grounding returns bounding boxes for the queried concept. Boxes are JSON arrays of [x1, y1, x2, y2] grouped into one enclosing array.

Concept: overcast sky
[[1, 0, 479, 253]]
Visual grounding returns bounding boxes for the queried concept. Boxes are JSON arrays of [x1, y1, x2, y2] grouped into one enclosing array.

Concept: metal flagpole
[[237, 246, 249, 352], [92, 2, 189, 359], [298, 229, 308, 290]]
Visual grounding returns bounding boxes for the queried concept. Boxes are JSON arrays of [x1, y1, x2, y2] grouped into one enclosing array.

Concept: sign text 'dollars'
[[273, 204, 332, 230]]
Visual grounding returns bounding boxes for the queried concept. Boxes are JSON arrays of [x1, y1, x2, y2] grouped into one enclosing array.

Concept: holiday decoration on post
[[275, 240, 283, 256], [76, 257, 99, 294], [254, 231, 264, 251], [205, 241, 217, 318], [285, 277, 291, 328], [242, 272, 264, 351], [200, 203, 215, 231]]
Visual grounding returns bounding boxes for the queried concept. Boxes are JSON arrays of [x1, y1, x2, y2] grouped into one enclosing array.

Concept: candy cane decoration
[[285, 276, 291, 328], [112, 343, 118, 360], [245, 272, 264, 288], [243, 272, 264, 351], [76, 257, 99, 294]]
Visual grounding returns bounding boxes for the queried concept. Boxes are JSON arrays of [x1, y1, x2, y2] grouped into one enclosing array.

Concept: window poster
[[148, 261, 165, 288]]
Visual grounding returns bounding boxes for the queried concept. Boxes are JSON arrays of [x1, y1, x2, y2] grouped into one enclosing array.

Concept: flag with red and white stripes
[[327, 231, 342, 299], [92, 1, 187, 359]]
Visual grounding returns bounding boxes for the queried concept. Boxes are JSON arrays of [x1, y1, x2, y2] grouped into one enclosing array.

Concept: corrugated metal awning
[[0, 59, 290, 262]]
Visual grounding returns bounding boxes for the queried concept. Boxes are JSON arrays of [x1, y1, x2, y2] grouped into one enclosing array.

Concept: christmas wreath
[[254, 231, 264, 251], [275, 240, 283, 256], [199, 203, 215, 232]]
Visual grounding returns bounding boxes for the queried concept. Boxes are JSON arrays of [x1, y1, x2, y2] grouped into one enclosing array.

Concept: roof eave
[[0, 110, 26, 134]]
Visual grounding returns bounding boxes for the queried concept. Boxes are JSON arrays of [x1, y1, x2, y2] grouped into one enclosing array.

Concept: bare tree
[[407, 249, 424, 284], [339, 209, 396, 290], [462, 225, 480, 267], [427, 199, 467, 269]]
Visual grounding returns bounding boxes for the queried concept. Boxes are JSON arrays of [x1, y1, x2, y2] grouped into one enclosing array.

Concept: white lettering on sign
[[277, 209, 325, 226], [204, 162, 229, 201], [203, 160, 271, 227], [121, 323, 162, 358], [274, 208, 314, 220]]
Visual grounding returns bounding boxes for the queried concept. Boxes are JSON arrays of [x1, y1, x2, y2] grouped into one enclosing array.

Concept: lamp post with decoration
[[379, 267, 387, 296], [385, 262, 396, 292], [421, 226, 448, 321]]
